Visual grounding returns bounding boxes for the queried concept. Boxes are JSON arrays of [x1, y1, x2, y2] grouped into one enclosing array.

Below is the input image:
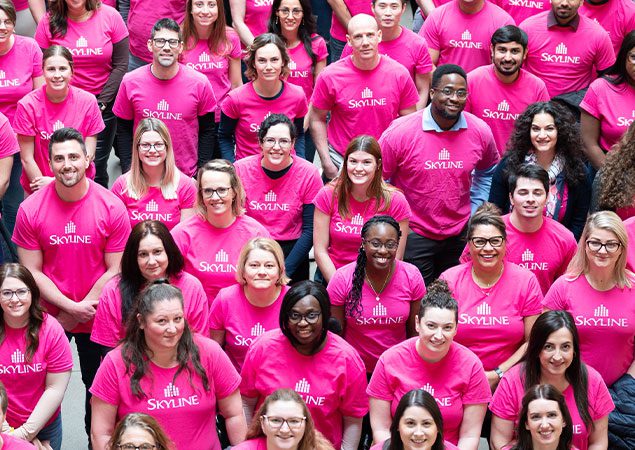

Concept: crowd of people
[[0, 0, 634, 448]]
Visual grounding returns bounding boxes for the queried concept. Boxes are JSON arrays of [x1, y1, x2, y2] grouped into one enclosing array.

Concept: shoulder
[[466, 65, 492, 82], [283, 81, 306, 97], [236, 214, 268, 232], [520, 11, 549, 28], [440, 261, 470, 283]]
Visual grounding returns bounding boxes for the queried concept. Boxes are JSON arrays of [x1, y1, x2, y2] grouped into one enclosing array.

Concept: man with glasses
[[113, 18, 217, 177], [379, 64, 499, 285]]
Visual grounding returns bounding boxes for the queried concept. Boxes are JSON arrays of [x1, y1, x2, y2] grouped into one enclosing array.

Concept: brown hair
[[181, 0, 232, 56], [244, 33, 290, 80], [108, 413, 174, 450], [195, 159, 246, 217]]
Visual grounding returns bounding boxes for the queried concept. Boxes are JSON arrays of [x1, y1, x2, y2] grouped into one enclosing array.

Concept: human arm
[[115, 117, 133, 173], [284, 204, 314, 278], [406, 300, 418, 338], [310, 107, 338, 179], [313, 208, 337, 283], [457, 403, 486, 450], [97, 38, 130, 105], [28, 0, 46, 24], [218, 112, 238, 162], [490, 415, 515, 450], [85, 135, 97, 163], [396, 220, 408, 260], [229, 0, 254, 46], [398, 105, 417, 116], [198, 112, 217, 168], [414, 72, 431, 110], [488, 161, 509, 212], [19, 135, 45, 186], [341, 416, 362, 450], [180, 207, 196, 222], [229, 58, 243, 90], [90, 397, 118, 450], [415, 0, 436, 17], [580, 111, 606, 170], [471, 164, 497, 214], [331, 304, 345, 334], [0, 156, 12, 199], [588, 416, 609, 450], [326, 0, 352, 31], [218, 389, 247, 445], [369, 398, 392, 444], [427, 48, 439, 66], [242, 396, 258, 425], [33, 76, 45, 89], [81, 252, 122, 306]]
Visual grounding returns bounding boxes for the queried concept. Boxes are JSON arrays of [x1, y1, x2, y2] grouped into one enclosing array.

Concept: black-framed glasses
[[202, 187, 232, 198], [437, 87, 468, 99], [138, 142, 166, 152], [277, 8, 303, 17], [288, 311, 321, 324], [586, 240, 621, 253], [0, 288, 30, 301], [153, 38, 180, 48], [262, 137, 293, 149], [363, 239, 399, 251], [262, 415, 306, 429], [117, 444, 156, 450], [469, 236, 504, 248]]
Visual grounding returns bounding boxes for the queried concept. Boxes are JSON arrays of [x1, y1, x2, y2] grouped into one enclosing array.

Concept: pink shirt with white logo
[[313, 184, 411, 269], [287, 35, 329, 101], [626, 217, 635, 272], [244, 0, 273, 42], [580, 77, 635, 152], [90, 272, 209, 348], [111, 171, 196, 230], [232, 437, 266, 450], [0, 113, 19, 159], [420, 1, 514, 73], [543, 275, 635, 386], [367, 338, 491, 445], [13, 85, 104, 194], [439, 261, 542, 371], [127, 0, 186, 62], [329, 0, 372, 41], [113, 64, 217, 176], [0, 35, 42, 125], [208, 283, 289, 371], [221, 82, 308, 160], [90, 335, 241, 450], [35, 6, 128, 95], [240, 330, 368, 448], [465, 65, 550, 155], [519, 11, 615, 97], [579, 0, 635, 54], [490, 364, 614, 450], [341, 27, 433, 81], [12, 181, 131, 333], [235, 155, 322, 240], [311, 56, 419, 155], [171, 214, 270, 302], [491, 0, 550, 25], [181, 29, 243, 121], [380, 110, 499, 240], [0, 314, 72, 428], [328, 259, 425, 372]]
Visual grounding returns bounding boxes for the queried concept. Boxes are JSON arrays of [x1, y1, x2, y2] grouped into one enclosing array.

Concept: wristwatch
[[494, 367, 504, 379], [98, 102, 107, 112]]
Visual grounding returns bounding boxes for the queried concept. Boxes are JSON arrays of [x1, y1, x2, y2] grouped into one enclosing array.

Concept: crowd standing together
[[0, 0, 634, 448]]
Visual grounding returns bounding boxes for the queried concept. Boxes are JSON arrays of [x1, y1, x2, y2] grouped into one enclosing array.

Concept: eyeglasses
[[202, 186, 232, 198], [437, 87, 468, 99], [469, 236, 505, 248], [363, 239, 399, 251], [262, 416, 306, 430], [0, 288, 30, 301], [152, 38, 180, 49], [262, 137, 293, 149], [288, 311, 321, 324], [586, 240, 621, 253], [138, 142, 166, 152], [117, 444, 156, 450], [277, 8, 303, 17], [0, 19, 14, 28]]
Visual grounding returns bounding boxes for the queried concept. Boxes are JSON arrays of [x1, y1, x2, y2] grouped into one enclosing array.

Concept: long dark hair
[[48, 0, 101, 38], [599, 30, 635, 86], [345, 215, 401, 319], [521, 311, 591, 431], [385, 389, 444, 450], [121, 282, 209, 398]]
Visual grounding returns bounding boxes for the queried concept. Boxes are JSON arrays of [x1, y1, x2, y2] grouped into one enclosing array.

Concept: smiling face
[[346, 150, 378, 188], [468, 224, 506, 271], [243, 248, 281, 290], [430, 74, 467, 121], [261, 400, 306, 450], [261, 123, 294, 170], [276, 0, 303, 34], [43, 54, 72, 94], [416, 307, 457, 361], [49, 139, 89, 188], [491, 41, 526, 77], [398, 406, 439, 450], [191, 0, 219, 28], [530, 112, 558, 156], [585, 227, 622, 273], [65, 0, 88, 16], [363, 222, 399, 272], [372, 0, 406, 30], [626, 46, 635, 85], [0, 9, 15, 46], [287, 295, 323, 353], [539, 327, 574, 380], [139, 298, 185, 353], [149, 28, 182, 69], [137, 234, 169, 282], [525, 398, 566, 448], [0, 277, 32, 326], [200, 170, 235, 219], [138, 130, 167, 169], [510, 177, 547, 221]]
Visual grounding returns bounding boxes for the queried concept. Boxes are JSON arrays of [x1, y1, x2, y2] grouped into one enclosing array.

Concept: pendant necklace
[[366, 264, 394, 301]]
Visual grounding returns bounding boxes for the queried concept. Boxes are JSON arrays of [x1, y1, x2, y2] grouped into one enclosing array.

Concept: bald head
[[346, 14, 382, 65], [347, 14, 378, 34]]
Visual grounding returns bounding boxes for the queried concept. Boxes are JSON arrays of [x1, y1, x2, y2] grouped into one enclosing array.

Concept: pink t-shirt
[[579, 0, 635, 54], [235, 155, 322, 240], [232, 437, 267, 450], [313, 185, 411, 269], [13, 85, 104, 194], [420, 1, 514, 73], [0, 112, 19, 159], [439, 261, 542, 371], [110, 171, 196, 230], [127, 0, 186, 62], [380, 109, 499, 240], [35, 6, 128, 95], [0, 35, 42, 125], [311, 56, 419, 155], [181, 29, 243, 121], [491, 0, 550, 25], [221, 82, 308, 160], [580, 77, 635, 152], [208, 283, 289, 371], [490, 364, 614, 450], [0, 314, 73, 428], [626, 217, 635, 272], [0, 434, 37, 449], [370, 440, 459, 450], [12, 181, 131, 333], [287, 35, 329, 101], [90, 272, 209, 348], [171, 214, 270, 302], [519, 11, 615, 97], [543, 275, 635, 386], [367, 338, 491, 445], [329, 0, 372, 41], [240, 330, 368, 448], [341, 27, 433, 81], [328, 259, 425, 372], [465, 65, 550, 155], [90, 335, 241, 450], [244, 0, 273, 41]]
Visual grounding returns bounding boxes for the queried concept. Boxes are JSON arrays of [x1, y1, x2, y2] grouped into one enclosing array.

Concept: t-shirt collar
[[547, 10, 580, 30], [421, 105, 468, 132]]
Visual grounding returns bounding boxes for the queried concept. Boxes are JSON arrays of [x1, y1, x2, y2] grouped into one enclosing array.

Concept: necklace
[[366, 264, 394, 301]]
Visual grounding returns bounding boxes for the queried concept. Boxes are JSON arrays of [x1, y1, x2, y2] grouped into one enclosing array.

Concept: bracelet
[[494, 367, 504, 379]]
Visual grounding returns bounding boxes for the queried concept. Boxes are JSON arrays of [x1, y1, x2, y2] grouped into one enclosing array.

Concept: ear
[[147, 39, 153, 53], [376, 29, 382, 43], [489, 44, 495, 62], [414, 315, 420, 333], [137, 313, 144, 329], [346, 34, 352, 47]]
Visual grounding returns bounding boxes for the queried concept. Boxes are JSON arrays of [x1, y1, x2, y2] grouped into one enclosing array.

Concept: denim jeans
[[37, 413, 63, 450], [329, 37, 346, 63], [1, 153, 24, 235]]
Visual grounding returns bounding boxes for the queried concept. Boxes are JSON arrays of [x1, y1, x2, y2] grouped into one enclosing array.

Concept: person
[[579, 0, 635, 54], [440, 203, 542, 392], [234, 114, 321, 282], [488, 101, 591, 241], [543, 211, 635, 387], [379, 64, 499, 285], [310, 13, 418, 180], [113, 18, 217, 177], [90, 220, 208, 353], [510, 384, 575, 450], [0, 381, 37, 450], [580, 30, 635, 169], [0, 263, 72, 450], [325, 0, 373, 62], [518, 0, 614, 99], [490, 310, 614, 450], [233, 388, 336, 450], [219, 33, 308, 162], [328, 215, 425, 373], [465, 25, 550, 156], [490, 0, 549, 25], [367, 279, 491, 449], [90, 282, 247, 450], [34, 0, 129, 188], [171, 159, 270, 303], [230, 0, 274, 47], [312, 135, 410, 283], [209, 237, 290, 371], [13, 45, 104, 196], [0, 113, 19, 261], [240, 281, 368, 450], [107, 413, 174, 450], [110, 118, 197, 231], [12, 127, 131, 442], [370, 389, 460, 450]]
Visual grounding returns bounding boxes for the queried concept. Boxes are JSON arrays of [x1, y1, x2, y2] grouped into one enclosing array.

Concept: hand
[[486, 370, 501, 393], [33, 438, 53, 450], [72, 299, 99, 323], [56, 310, 80, 331], [322, 160, 339, 181], [29, 177, 54, 192]]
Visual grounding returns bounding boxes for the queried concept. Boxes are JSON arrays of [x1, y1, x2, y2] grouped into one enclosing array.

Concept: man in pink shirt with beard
[[310, 14, 419, 180], [465, 25, 549, 156], [579, 0, 635, 54]]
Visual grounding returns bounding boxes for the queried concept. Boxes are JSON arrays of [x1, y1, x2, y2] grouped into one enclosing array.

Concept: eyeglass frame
[[0, 288, 30, 301]]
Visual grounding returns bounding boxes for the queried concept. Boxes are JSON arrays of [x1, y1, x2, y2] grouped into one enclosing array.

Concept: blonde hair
[[235, 238, 290, 286], [195, 159, 246, 217]]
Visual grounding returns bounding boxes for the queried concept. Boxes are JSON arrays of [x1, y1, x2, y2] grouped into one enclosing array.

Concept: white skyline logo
[[164, 383, 179, 397], [361, 87, 373, 99], [351, 214, 364, 226], [215, 249, 229, 263], [422, 383, 434, 396], [0, 70, 5, 79], [76, 36, 88, 48], [198, 52, 211, 63], [438, 148, 450, 161], [251, 322, 265, 337], [53, 120, 65, 131], [64, 221, 76, 234], [288, 59, 297, 70], [373, 303, 387, 316], [157, 99, 169, 111], [11, 349, 24, 364], [295, 378, 310, 394], [264, 190, 277, 202], [497, 100, 510, 112], [145, 200, 159, 212], [461, 30, 472, 41], [594, 304, 609, 318], [522, 249, 534, 262], [476, 302, 492, 316], [555, 43, 567, 55]]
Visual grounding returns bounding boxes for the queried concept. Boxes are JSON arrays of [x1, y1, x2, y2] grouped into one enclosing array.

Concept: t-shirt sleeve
[[33, 16, 52, 48], [197, 78, 218, 116], [44, 317, 74, 372], [414, 39, 434, 74], [228, 30, 242, 58], [89, 353, 122, 406], [105, 202, 133, 252], [12, 101, 37, 137], [580, 81, 600, 118], [419, 12, 441, 51], [209, 340, 241, 398], [310, 71, 335, 111], [542, 278, 570, 311], [399, 73, 420, 110], [462, 357, 492, 405], [326, 269, 348, 306], [107, 7, 129, 43], [208, 292, 226, 330], [407, 266, 426, 301], [379, 127, 399, 181], [341, 44, 353, 59], [302, 169, 323, 205], [388, 191, 411, 222], [339, 348, 369, 417], [91, 282, 121, 347], [0, 118, 19, 158], [475, 124, 500, 170], [179, 176, 197, 209], [112, 79, 134, 120], [186, 280, 209, 335], [588, 369, 615, 420], [295, 89, 309, 117], [489, 372, 519, 420], [366, 355, 393, 401], [312, 186, 334, 214], [594, 32, 616, 72], [110, 176, 127, 204], [313, 36, 329, 61], [12, 206, 39, 250], [520, 274, 543, 317], [31, 43, 43, 77], [220, 93, 240, 119]]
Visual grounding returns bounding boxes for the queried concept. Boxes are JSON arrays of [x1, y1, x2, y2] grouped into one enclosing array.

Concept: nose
[[540, 416, 550, 428], [552, 349, 563, 361], [433, 327, 443, 338], [280, 420, 291, 431]]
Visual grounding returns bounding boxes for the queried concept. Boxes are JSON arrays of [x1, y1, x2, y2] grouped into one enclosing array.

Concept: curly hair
[[504, 102, 587, 188], [596, 122, 635, 211]]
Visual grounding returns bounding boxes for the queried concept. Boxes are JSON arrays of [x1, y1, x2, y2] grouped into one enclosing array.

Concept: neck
[[295, 336, 327, 356], [281, 28, 300, 46], [244, 284, 281, 306], [151, 63, 179, 81], [206, 211, 236, 228], [494, 68, 521, 84], [380, 24, 401, 42], [262, 156, 292, 172], [540, 372, 568, 392], [55, 178, 89, 202], [194, 22, 212, 40], [532, 442, 559, 450], [67, 7, 91, 22], [366, 262, 394, 289], [534, 150, 555, 169], [459, 0, 485, 14], [3, 313, 29, 329], [510, 211, 543, 233], [350, 183, 370, 202], [472, 262, 504, 287], [351, 53, 381, 71], [415, 338, 447, 363], [585, 270, 616, 291], [253, 78, 283, 97], [142, 164, 164, 186], [148, 347, 178, 368], [0, 34, 14, 56], [46, 86, 69, 104]]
